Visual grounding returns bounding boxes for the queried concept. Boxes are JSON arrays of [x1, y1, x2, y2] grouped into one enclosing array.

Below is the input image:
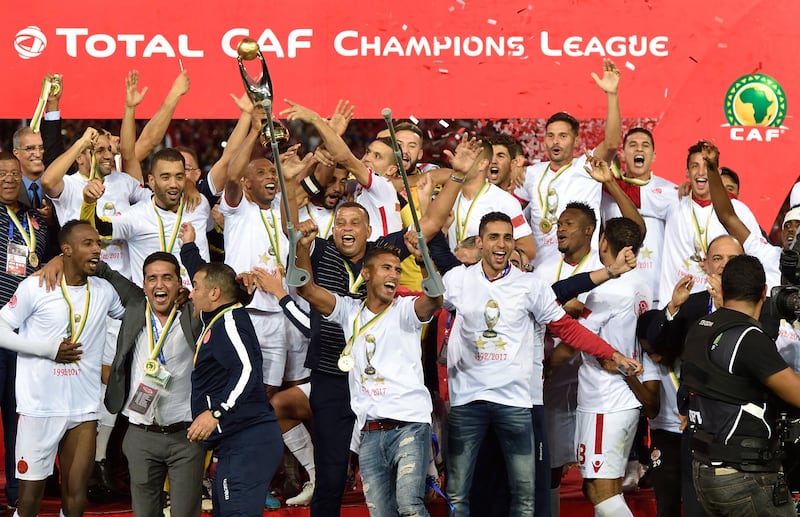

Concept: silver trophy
[[483, 299, 500, 338]]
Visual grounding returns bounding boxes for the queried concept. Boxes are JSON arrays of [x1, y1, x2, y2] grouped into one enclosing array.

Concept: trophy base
[[482, 330, 498, 338], [364, 366, 376, 375]]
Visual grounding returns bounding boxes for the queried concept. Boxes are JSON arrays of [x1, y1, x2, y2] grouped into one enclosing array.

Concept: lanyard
[[60, 276, 91, 342], [306, 205, 334, 239], [152, 197, 186, 253], [555, 252, 591, 281], [146, 304, 178, 364], [260, 208, 282, 267], [6, 207, 35, 252], [536, 161, 572, 218], [193, 304, 242, 366], [342, 260, 364, 294], [340, 300, 393, 360], [454, 182, 490, 243]]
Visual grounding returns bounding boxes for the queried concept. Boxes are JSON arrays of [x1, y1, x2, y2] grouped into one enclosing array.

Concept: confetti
[[456, 0, 465, 5], [488, 18, 497, 25], [664, 88, 669, 98], [689, 56, 698, 63], [714, 16, 724, 23], [439, 120, 450, 128], [438, 68, 449, 74], [409, 115, 419, 124], [402, 24, 408, 31], [717, 42, 728, 49], [625, 61, 635, 71], [448, 6, 455, 11]]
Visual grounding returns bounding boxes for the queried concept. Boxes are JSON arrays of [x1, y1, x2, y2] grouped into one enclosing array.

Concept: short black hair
[[58, 219, 95, 246], [623, 128, 655, 149], [685, 141, 705, 169], [478, 211, 512, 237], [196, 262, 250, 305], [720, 166, 740, 188], [602, 217, 643, 256], [143, 251, 181, 279], [721, 255, 765, 304], [364, 245, 401, 268], [394, 122, 423, 140], [0, 151, 18, 163], [563, 201, 597, 230], [335, 201, 370, 225], [546, 112, 580, 136], [150, 148, 185, 172], [487, 134, 521, 159]]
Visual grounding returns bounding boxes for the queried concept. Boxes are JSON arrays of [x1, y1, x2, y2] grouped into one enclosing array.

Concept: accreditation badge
[[6, 243, 27, 276]]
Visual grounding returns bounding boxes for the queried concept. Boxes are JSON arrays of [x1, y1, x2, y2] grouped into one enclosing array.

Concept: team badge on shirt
[[8, 295, 16, 308]]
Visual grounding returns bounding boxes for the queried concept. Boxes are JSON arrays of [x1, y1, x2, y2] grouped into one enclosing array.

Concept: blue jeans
[[447, 401, 534, 517], [359, 423, 431, 517], [693, 461, 795, 516]]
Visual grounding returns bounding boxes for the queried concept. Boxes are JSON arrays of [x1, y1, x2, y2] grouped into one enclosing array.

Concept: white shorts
[[16, 414, 96, 480], [575, 408, 639, 479], [249, 310, 310, 386], [544, 381, 578, 468], [296, 381, 312, 399]]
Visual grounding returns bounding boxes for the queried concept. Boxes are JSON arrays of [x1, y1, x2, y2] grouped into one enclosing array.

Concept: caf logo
[[14, 26, 47, 59], [724, 73, 786, 127]]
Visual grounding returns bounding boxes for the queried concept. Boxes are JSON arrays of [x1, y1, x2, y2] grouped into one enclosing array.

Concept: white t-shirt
[[776, 320, 800, 373], [123, 310, 194, 426], [447, 182, 531, 250], [657, 197, 761, 308], [325, 295, 432, 430], [532, 251, 602, 395], [299, 203, 336, 240], [743, 231, 782, 292], [578, 269, 653, 413], [601, 174, 677, 304], [514, 154, 601, 268], [218, 195, 287, 312], [111, 197, 210, 288], [0, 276, 124, 416], [52, 172, 149, 278], [648, 360, 682, 433], [790, 182, 800, 208], [443, 263, 565, 408], [354, 172, 402, 240]]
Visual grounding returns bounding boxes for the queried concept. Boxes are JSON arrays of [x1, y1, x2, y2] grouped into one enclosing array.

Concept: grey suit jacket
[[97, 261, 202, 414]]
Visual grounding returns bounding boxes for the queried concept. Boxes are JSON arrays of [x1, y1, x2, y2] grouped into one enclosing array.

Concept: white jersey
[[743, 231, 782, 292], [111, 196, 210, 288], [658, 197, 761, 308], [0, 276, 124, 416], [354, 172, 402, 240], [326, 295, 432, 431], [514, 154, 601, 268], [578, 269, 653, 413], [649, 360, 682, 433], [299, 203, 336, 240], [52, 172, 149, 278], [443, 263, 565, 408], [219, 195, 287, 312], [776, 320, 800, 373], [601, 174, 677, 304], [447, 182, 531, 250], [532, 251, 602, 395]]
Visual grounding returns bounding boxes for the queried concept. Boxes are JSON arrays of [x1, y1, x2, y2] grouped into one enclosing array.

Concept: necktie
[[29, 183, 41, 210]]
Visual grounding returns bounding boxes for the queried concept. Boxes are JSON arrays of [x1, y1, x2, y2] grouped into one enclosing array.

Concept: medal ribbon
[[193, 303, 242, 366], [341, 300, 393, 360], [306, 205, 335, 239], [146, 303, 178, 364], [690, 203, 715, 254], [260, 208, 283, 267], [60, 276, 91, 343], [152, 197, 186, 253], [342, 260, 364, 294], [454, 182, 490, 243], [89, 150, 102, 181], [555, 252, 591, 281], [668, 364, 680, 391], [536, 161, 572, 221], [611, 161, 651, 186], [6, 207, 35, 254], [29, 78, 53, 133]]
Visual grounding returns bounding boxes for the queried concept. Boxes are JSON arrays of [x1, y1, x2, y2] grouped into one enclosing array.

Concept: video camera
[[771, 235, 800, 321]]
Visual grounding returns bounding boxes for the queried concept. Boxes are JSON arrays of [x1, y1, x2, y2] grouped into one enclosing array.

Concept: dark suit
[[96, 261, 205, 517]]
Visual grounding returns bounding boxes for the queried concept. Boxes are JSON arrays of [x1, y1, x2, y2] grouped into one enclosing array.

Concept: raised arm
[[134, 70, 190, 162], [223, 108, 263, 207], [584, 151, 646, 236], [294, 220, 336, 316], [121, 70, 148, 183], [705, 141, 749, 243], [590, 59, 622, 162], [42, 127, 98, 198], [206, 93, 254, 195]]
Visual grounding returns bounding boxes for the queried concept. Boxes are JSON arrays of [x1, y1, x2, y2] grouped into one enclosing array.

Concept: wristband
[[301, 175, 322, 196], [450, 174, 466, 184], [605, 266, 620, 279]]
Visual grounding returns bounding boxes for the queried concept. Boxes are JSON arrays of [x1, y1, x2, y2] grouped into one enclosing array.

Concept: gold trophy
[[483, 299, 500, 338], [364, 334, 377, 375], [236, 38, 289, 143]]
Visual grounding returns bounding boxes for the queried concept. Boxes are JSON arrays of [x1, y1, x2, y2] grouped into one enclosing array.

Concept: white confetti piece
[[402, 24, 408, 31], [409, 115, 419, 124], [717, 42, 728, 48], [488, 18, 497, 25], [448, 6, 455, 11], [456, 0, 465, 5], [714, 16, 724, 23], [439, 120, 450, 128], [625, 61, 635, 71], [664, 88, 669, 98], [438, 68, 449, 74]]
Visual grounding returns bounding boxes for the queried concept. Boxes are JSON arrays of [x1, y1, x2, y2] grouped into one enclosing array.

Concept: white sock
[[61, 510, 67, 517], [95, 423, 113, 462], [13, 511, 20, 517], [594, 494, 633, 517], [550, 487, 560, 517], [283, 424, 315, 484]]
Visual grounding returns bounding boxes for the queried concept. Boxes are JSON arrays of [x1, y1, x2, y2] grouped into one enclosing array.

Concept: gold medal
[[28, 252, 38, 268], [338, 355, 355, 372], [143, 359, 160, 375], [539, 218, 553, 234], [268, 246, 276, 256]]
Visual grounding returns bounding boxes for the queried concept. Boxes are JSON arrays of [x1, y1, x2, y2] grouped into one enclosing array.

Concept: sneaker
[[264, 493, 281, 509], [622, 460, 644, 493], [286, 481, 314, 506]]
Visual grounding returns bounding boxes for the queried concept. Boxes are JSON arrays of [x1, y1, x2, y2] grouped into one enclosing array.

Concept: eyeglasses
[[0, 171, 22, 180], [184, 166, 199, 172], [16, 145, 44, 153]]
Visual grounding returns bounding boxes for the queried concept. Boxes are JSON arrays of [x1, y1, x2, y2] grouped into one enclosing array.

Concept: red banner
[[3, 0, 799, 226]]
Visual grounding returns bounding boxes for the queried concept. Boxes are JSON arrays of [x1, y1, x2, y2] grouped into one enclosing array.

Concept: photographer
[[681, 255, 800, 516]]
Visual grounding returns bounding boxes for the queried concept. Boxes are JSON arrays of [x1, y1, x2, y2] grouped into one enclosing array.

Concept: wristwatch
[[211, 409, 223, 419]]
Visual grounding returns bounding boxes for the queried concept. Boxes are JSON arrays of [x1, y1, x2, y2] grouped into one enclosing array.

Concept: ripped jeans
[[359, 422, 431, 517]]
